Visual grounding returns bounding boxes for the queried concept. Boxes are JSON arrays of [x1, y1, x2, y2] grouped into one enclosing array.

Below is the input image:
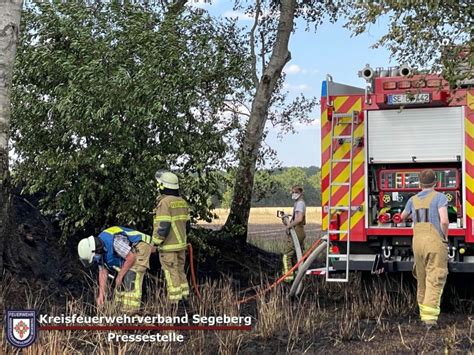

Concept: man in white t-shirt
[[282, 185, 306, 282]]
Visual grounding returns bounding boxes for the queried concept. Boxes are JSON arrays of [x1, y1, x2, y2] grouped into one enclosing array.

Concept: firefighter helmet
[[77, 236, 96, 267], [155, 171, 179, 190]]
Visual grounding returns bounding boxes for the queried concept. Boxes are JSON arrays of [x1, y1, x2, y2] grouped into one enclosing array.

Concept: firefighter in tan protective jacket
[[153, 171, 191, 303]]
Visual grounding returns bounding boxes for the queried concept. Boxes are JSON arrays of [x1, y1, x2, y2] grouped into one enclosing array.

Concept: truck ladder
[[325, 100, 359, 282]]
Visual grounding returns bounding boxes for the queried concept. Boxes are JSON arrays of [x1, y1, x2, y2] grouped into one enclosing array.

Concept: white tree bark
[[225, 0, 296, 237], [0, 0, 22, 270]]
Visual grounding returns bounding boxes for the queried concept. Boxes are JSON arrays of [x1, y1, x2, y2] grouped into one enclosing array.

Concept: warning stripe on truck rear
[[466, 92, 474, 241], [321, 95, 365, 241]]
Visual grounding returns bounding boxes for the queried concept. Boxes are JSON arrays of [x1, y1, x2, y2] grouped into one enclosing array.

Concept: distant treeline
[[217, 166, 321, 208]]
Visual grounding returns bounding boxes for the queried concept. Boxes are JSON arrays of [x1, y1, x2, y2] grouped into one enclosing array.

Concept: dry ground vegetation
[[1, 207, 473, 353]]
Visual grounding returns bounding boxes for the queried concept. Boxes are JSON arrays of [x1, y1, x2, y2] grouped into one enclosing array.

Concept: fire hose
[[186, 238, 325, 305]]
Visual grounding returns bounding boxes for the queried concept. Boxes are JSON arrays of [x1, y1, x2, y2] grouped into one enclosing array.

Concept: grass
[[1, 273, 473, 353]]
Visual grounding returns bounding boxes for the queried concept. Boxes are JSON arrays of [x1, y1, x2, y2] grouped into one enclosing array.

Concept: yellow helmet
[[155, 171, 179, 190], [77, 236, 96, 266]]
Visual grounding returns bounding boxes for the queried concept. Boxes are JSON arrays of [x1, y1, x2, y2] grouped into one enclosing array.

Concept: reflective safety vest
[[99, 226, 153, 269], [153, 195, 189, 252]]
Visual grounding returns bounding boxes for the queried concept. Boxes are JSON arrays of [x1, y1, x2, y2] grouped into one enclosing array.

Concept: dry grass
[[1, 271, 473, 353], [199, 207, 322, 226]]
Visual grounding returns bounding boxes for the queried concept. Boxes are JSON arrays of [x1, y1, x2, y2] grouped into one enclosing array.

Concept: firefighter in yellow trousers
[[401, 169, 449, 328], [153, 171, 191, 303], [77, 226, 154, 312]]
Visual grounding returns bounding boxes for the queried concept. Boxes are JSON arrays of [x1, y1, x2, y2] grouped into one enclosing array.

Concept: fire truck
[[318, 64, 474, 282]]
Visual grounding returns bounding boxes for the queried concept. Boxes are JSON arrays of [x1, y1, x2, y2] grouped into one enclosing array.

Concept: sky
[[190, 0, 395, 167]]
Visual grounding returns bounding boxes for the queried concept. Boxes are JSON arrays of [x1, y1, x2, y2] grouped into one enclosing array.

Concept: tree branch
[[249, 0, 261, 87], [223, 102, 251, 118]]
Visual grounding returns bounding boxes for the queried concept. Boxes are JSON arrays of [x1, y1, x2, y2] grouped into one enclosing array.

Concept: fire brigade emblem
[[6, 310, 37, 348]]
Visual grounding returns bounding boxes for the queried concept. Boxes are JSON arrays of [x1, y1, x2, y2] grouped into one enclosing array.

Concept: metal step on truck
[[314, 64, 474, 282]]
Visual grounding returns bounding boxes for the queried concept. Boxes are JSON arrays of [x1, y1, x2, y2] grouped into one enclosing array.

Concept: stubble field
[[1, 207, 473, 353]]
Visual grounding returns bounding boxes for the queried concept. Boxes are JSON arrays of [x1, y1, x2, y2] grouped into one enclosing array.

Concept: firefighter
[[77, 226, 154, 311], [153, 171, 191, 303], [282, 185, 306, 282], [400, 169, 449, 327]]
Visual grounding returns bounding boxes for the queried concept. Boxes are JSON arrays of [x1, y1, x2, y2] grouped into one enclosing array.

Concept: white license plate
[[387, 93, 430, 105]]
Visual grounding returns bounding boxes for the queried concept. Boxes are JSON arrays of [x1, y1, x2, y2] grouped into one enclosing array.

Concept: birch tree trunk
[[224, 0, 296, 239], [0, 0, 22, 271]]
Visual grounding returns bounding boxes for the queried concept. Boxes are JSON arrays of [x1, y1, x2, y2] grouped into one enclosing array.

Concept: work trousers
[[159, 249, 189, 302], [412, 224, 448, 324], [282, 225, 305, 281], [114, 242, 153, 312]]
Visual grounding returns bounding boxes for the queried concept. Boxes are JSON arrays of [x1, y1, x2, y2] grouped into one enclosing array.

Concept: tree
[[11, 2, 250, 237], [346, 1, 472, 86], [224, 0, 297, 238], [0, 0, 22, 271], [224, 0, 339, 239]]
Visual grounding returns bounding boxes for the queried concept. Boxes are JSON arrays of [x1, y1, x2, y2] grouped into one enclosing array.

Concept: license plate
[[386, 93, 430, 105]]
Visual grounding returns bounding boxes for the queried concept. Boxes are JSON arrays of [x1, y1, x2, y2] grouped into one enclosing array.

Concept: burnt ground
[[1, 195, 473, 353], [2, 194, 87, 307]]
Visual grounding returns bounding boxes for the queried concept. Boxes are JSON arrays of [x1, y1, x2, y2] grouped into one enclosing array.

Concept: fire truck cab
[[320, 65, 474, 280]]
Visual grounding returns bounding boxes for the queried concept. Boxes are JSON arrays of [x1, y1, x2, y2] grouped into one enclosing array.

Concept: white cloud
[[284, 64, 302, 74]]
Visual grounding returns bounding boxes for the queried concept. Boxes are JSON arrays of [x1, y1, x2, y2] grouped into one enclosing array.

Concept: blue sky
[[191, 0, 394, 167]]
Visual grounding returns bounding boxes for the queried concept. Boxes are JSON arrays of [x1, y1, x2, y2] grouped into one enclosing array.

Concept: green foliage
[[345, 1, 472, 85], [220, 166, 321, 208], [11, 2, 251, 237]]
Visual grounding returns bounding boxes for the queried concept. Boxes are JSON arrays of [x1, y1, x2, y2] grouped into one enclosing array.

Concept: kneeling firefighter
[[153, 171, 191, 303], [77, 226, 154, 311]]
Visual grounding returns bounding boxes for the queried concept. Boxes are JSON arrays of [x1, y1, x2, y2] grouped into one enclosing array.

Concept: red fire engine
[[319, 65, 474, 281]]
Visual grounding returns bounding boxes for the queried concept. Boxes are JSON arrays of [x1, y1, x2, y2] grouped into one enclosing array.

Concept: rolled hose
[[289, 241, 327, 297]]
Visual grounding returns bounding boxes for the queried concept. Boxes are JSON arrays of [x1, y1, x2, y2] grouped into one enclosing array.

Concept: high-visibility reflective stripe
[[171, 222, 183, 244], [419, 304, 440, 321], [155, 215, 188, 222], [114, 272, 143, 309], [180, 283, 190, 296], [163, 270, 180, 291], [282, 255, 294, 280], [163, 270, 183, 300], [171, 215, 189, 222], [105, 226, 124, 234], [126, 231, 152, 244], [160, 243, 187, 251], [170, 201, 188, 209]]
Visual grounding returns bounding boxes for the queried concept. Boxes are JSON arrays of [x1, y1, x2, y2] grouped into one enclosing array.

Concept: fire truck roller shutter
[[367, 107, 463, 163]]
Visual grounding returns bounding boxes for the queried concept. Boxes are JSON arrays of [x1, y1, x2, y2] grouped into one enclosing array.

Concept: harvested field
[[199, 207, 322, 254]]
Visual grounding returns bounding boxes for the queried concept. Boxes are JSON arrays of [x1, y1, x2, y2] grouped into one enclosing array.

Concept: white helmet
[[155, 171, 179, 190], [77, 236, 96, 266]]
